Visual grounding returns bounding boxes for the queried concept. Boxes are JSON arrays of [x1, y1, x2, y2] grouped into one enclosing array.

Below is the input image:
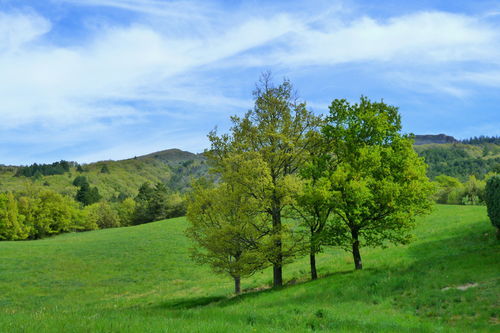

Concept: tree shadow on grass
[[157, 296, 227, 310], [153, 268, 380, 311]]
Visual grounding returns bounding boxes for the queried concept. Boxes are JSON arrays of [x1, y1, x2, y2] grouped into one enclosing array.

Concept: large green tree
[[186, 177, 267, 293], [207, 73, 320, 287], [322, 97, 434, 270], [485, 175, 500, 239]]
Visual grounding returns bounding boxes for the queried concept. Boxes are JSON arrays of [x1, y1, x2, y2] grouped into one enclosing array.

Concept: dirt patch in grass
[[441, 283, 478, 291]]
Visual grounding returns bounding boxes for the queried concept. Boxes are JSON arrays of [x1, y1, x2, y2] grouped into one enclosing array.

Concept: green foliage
[[322, 97, 434, 269], [461, 175, 485, 205], [72, 176, 88, 187], [292, 131, 335, 279], [84, 202, 121, 229], [485, 175, 500, 238], [133, 182, 156, 224], [433, 174, 487, 205], [0, 192, 28, 240], [100, 164, 110, 174], [115, 197, 136, 226], [207, 73, 320, 286], [133, 182, 186, 225], [186, 179, 267, 292], [75, 183, 101, 206], [434, 175, 464, 204], [17, 189, 81, 239]]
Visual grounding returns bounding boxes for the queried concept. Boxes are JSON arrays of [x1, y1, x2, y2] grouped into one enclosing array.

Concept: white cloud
[[267, 11, 498, 66]]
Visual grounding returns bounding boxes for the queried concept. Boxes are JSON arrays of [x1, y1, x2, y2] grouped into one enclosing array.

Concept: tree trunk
[[351, 230, 362, 270], [272, 207, 283, 287], [310, 252, 317, 280], [234, 276, 241, 294]]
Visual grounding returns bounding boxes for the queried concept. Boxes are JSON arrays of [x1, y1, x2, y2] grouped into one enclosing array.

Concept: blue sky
[[0, 0, 499, 165]]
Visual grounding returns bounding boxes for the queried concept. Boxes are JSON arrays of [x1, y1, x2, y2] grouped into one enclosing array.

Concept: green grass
[[0, 205, 498, 332]]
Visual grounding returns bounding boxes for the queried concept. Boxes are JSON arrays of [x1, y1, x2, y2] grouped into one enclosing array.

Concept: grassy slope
[[0, 205, 498, 332]]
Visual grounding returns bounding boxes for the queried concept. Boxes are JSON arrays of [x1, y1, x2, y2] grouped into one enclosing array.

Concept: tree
[[293, 131, 335, 280], [116, 197, 136, 226], [84, 202, 121, 229], [485, 175, 500, 240], [18, 190, 80, 239], [75, 183, 101, 206], [133, 182, 155, 224], [149, 183, 170, 221], [132, 182, 171, 224], [100, 164, 110, 174], [73, 176, 88, 187], [461, 175, 485, 205], [206, 73, 320, 287], [322, 97, 434, 270], [0, 192, 29, 240], [186, 179, 267, 293], [434, 175, 463, 204]]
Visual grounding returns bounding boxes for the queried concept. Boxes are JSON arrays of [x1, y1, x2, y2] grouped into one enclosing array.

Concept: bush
[[485, 175, 500, 239], [0, 192, 29, 240], [18, 190, 80, 239], [84, 202, 121, 229]]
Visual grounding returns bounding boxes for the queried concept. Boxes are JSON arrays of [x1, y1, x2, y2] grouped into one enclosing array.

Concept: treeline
[[0, 180, 186, 241], [461, 135, 500, 145], [14, 160, 75, 177]]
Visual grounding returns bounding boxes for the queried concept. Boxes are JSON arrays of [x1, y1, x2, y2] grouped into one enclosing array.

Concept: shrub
[[84, 202, 121, 229], [485, 175, 500, 239]]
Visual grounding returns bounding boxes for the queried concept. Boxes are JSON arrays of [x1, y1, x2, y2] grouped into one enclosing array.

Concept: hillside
[[0, 149, 206, 200], [0, 205, 498, 332], [414, 143, 500, 180]]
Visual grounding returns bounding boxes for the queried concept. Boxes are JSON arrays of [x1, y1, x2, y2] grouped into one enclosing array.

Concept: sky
[[0, 0, 499, 165]]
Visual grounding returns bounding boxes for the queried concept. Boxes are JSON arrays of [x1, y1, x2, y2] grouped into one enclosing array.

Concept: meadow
[[0, 205, 498, 332]]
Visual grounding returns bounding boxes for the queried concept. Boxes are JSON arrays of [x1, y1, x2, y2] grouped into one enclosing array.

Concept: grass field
[[0, 205, 498, 332]]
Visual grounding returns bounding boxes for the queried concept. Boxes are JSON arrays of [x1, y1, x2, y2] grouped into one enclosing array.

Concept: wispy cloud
[[0, 0, 499, 163]]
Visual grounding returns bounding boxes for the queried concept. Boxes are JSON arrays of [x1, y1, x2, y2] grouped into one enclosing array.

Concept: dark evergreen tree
[[75, 183, 101, 206], [73, 176, 89, 187], [100, 164, 110, 174]]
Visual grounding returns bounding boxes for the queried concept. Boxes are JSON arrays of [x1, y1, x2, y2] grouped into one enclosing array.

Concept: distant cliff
[[414, 134, 458, 145]]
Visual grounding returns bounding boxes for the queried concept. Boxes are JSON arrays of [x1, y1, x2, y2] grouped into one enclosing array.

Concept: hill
[[0, 149, 207, 200], [0, 205, 498, 332]]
